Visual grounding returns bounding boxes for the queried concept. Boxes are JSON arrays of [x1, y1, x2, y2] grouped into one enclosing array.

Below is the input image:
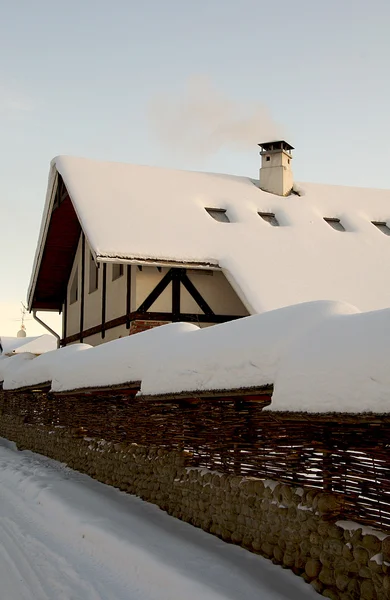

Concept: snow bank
[[139, 300, 358, 397], [0, 335, 57, 356], [3, 300, 390, 414], [3, 344, 91, 390], [51, 323, 199, 393], [270, 307, 390, 413], [0, 354, 36, 384]]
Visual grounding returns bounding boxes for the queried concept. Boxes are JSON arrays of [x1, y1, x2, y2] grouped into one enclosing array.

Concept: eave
[[29, 177, 81, 312]]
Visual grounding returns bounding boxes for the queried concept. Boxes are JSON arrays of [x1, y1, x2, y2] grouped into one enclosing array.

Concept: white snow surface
[[139, 300, 358, 397], [0, 353, 36, 384], [11, 334, 57, 355], [270, 307, 390, 413], [6, 299, 390, 413], [51, 323, 198, 393], [0, 334, 56, 356], [0, 440, 317, 600], [29, 155, 390, 314], [3, 344, 91, 390]]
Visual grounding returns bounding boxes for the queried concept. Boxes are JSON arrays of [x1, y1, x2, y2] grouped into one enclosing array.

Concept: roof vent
[[324, 217, 345, 232], [372, 221, 390, 236], [205, 208, 230, 223], [258, 211, 279, 226]]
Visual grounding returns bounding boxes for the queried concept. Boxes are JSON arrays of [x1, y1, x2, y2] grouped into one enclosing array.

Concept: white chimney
[[259, 140, 294, 196]]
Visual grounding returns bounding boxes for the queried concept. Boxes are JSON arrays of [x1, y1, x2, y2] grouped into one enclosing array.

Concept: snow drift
[[4, 300, 390, 413]]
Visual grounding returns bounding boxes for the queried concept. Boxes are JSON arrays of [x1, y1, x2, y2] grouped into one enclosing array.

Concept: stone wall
[[0, 412, 389, 599]]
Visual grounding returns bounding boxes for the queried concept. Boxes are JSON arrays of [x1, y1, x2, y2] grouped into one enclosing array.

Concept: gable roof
[[28, 155, 390, 314]]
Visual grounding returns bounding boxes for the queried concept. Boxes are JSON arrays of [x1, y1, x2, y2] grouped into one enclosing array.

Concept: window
[[205, 208, 230, 223], [89, 252, 98, 293], [372, 221, 390, 236], [266, 156, 271, 162], [323, 217, 345, 232], [70, 267, 78, 304], [112, 263, 124, 281], [258, 211, 279, 227]]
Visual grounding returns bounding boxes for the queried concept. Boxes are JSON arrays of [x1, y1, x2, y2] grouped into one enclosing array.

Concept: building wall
[[65, 235, 83, 339], [136, 267, 248, 316], [183, 270, 248, 316], [136, 267, 172, 311], [65, 240, 248, 346], [84, 251, 101, 331]]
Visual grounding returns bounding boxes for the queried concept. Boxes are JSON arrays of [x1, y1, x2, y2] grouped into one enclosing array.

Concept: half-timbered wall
[[64, 236, 249, 346], [136, 267, 248, 316]]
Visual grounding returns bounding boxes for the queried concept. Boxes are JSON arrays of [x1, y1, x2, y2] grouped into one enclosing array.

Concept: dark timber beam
[[137, 269, 173, 313], [79, 233, 85, 342], [180, 272, 214, 316], [63, 290, 68, 345], [61, 311, 243, 345], [101, 263, 107, 339], [126, 265, 132, 329], [171, 269, 181, 321]]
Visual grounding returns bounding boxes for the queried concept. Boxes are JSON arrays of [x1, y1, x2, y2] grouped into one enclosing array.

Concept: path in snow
[[0, 440, 317, 600]]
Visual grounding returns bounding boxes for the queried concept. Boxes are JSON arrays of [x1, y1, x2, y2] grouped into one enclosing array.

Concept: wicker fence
[[1, 389, 390, 530]]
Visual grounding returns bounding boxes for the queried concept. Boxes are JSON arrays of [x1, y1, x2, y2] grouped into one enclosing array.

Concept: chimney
[[258, 140, 294, 196]]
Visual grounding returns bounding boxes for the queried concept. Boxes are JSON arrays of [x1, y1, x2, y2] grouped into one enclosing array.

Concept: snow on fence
[[3, 300, 390, 414], [2, 388, 390, 532]]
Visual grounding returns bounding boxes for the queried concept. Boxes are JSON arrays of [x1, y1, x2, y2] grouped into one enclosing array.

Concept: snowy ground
[[0, 440, 317, 600]]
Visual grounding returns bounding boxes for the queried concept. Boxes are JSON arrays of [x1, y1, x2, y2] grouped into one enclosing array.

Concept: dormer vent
[[372, 221, 390, 236], [324, 217, 345, 232], [258, 211, 279, 226], [205, 208, 230, 223]]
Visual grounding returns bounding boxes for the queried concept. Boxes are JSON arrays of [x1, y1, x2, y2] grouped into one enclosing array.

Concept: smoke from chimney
[[148, 76, 284, 158]]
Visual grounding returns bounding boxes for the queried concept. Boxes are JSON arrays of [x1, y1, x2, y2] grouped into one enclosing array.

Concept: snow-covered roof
[[29, 155, 390, 313], [0, 335, 57, 356]]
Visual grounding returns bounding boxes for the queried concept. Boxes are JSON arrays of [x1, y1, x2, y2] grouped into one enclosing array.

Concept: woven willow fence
[[1, 389, 390, 530]]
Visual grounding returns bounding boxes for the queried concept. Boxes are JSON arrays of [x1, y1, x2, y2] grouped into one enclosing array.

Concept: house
[[28, 142, 390, 346]]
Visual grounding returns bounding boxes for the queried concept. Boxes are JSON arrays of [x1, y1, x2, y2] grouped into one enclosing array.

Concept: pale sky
[[0, 0, 389, 336]]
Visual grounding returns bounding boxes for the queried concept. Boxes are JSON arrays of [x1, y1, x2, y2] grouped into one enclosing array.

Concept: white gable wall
[[64, 238, 247, 345]]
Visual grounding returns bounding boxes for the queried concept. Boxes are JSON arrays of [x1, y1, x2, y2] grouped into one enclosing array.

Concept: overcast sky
[[0, 0, 389, 335]]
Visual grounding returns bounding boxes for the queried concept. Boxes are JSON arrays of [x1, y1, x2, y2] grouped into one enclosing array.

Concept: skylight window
[[323, 217, 345, 232], [205, 208, 230, 223], [372, 221, 390, 236], [258, 211, 279, 226]]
